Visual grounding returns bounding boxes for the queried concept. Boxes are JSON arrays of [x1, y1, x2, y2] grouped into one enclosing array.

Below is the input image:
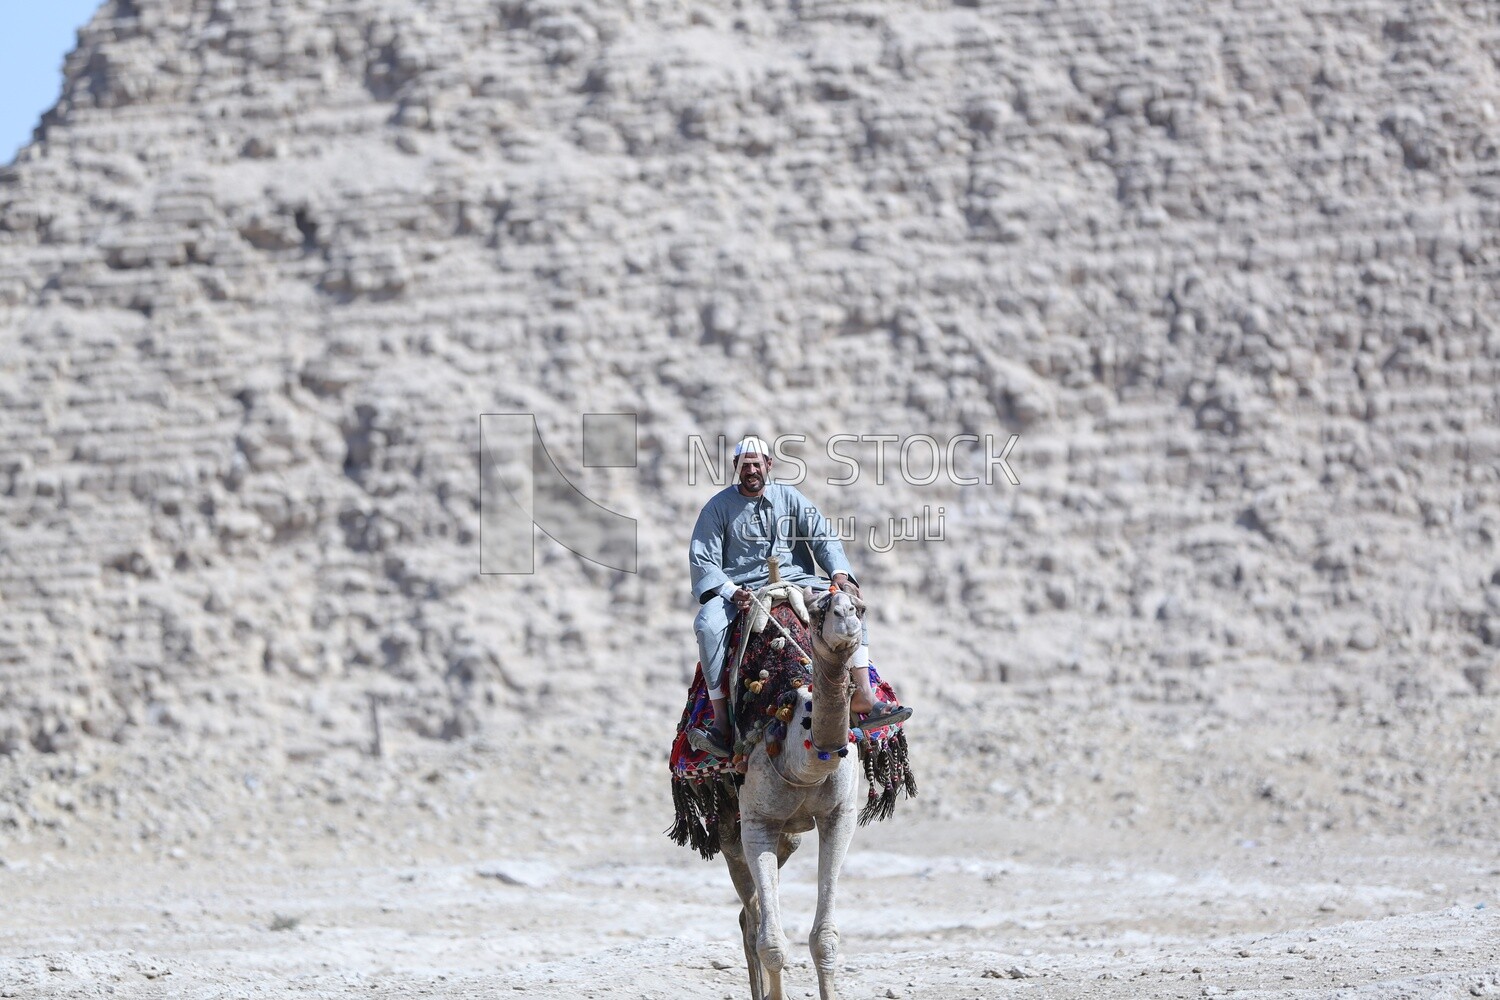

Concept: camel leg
[[778, 831, 802, 867], [809, 806, 856, 1000], [725, 822, 801, 1000], [742, 817, 790, 1000], [739, 905, 764, 1000], [722, 835, 766, 1000]]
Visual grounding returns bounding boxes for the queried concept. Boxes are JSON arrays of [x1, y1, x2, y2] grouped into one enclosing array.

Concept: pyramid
[[1, 0, 1498, 758]]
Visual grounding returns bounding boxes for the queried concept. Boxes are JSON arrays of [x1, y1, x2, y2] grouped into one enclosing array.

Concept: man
[[686, 435, 912, 757]]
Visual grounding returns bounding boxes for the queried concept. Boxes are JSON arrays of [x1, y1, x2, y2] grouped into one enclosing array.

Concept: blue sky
[[1, 1, 106, 163]]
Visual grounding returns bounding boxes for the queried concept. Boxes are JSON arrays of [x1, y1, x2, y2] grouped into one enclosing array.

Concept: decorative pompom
[[803, 740, 812, 750], [777, 706, 793, 723], [838, 747, 849, 758], [817, 751, 832, 761], [759, 669, 770, 680], [749, 680, 763, 694], [798, 657, 810, 666], [767, 742, 781, 757]]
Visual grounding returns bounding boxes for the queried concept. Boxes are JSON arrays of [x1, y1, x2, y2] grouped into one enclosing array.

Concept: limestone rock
[[0, 0, 1496, 759]]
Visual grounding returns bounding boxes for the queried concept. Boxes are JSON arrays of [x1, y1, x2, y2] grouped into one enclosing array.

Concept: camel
[[717, 583, 866, 1000]]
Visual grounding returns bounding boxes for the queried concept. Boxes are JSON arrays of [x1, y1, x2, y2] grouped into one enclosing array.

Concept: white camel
[[718, 584, 866, 1000]]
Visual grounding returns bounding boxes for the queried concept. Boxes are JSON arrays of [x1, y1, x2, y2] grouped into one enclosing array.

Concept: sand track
[[3, 810, 1496, 999]]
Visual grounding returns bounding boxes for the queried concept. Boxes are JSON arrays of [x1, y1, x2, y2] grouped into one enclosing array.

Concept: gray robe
[[688, 483, 860, 696]]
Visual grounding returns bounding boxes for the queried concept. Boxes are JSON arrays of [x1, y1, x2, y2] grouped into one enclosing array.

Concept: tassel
[[855, 731, 917, 826], [667, 773, 740, 859]]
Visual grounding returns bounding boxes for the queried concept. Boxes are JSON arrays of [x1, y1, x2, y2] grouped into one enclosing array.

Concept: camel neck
[[809, 647, 853, 752], [772, 699, 845, 786]]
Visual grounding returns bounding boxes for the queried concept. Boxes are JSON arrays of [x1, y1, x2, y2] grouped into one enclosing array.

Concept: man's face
[[735, 452, 770, 494]]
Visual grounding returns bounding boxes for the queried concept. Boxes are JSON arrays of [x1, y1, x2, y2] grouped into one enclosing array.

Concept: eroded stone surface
[[0, 0, 1497, 805]]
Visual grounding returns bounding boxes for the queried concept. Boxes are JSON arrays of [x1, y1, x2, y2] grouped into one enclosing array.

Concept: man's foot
[[687, 725, 733, 758], [853, 701, 912, 731]]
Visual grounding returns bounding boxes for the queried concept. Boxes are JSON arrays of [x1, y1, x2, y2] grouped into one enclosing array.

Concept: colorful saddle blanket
[[667, 602, 916, 859], [730, 601, 816, 757]]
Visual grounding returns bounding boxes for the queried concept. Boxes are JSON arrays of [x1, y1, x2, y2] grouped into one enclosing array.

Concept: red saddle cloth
[[667, 602, 916, 860]]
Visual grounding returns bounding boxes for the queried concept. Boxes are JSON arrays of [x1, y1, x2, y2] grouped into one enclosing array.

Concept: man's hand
[[832, 572, 859, 598], [731, 587, 754, 611]]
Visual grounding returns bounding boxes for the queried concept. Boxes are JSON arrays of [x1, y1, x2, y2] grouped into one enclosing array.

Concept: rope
[[728, 583, 813, 718], [745, 587, 813, 662], [767, 755, 835, 787]]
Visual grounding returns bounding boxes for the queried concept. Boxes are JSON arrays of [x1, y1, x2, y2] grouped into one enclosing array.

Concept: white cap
[[733, 435, 770, 460]]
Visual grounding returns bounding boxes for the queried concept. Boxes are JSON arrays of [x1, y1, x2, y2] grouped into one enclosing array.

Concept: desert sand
[[3, 0, 1500, 994]]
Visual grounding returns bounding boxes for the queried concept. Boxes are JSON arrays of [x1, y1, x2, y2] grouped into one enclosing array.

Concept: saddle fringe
[[668, 773, 738, 860], [858, 729, 919, 826]]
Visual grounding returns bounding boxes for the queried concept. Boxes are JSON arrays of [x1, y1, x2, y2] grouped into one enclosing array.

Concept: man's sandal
[[853, 701, 912, 731], [686, 725, 734, 758]]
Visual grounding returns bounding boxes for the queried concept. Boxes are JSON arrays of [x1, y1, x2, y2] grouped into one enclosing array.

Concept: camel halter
[[768, 753, 842, 788]]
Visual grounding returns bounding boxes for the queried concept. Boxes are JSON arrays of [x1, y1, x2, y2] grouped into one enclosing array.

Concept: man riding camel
[[686, 435, 913, 758]]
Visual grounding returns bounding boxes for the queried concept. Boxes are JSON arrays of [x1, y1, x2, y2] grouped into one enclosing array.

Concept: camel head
[[805, 586, 865, 664]]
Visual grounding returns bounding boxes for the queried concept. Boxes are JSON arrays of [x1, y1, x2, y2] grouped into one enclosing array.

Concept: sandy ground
[[3, 784, 1498, 1000], [6, 2, 1500, 996]]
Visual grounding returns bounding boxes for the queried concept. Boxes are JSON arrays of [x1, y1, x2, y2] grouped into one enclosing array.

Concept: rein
[[746, 588, 814, 661], [728, 578, 815, 720]]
